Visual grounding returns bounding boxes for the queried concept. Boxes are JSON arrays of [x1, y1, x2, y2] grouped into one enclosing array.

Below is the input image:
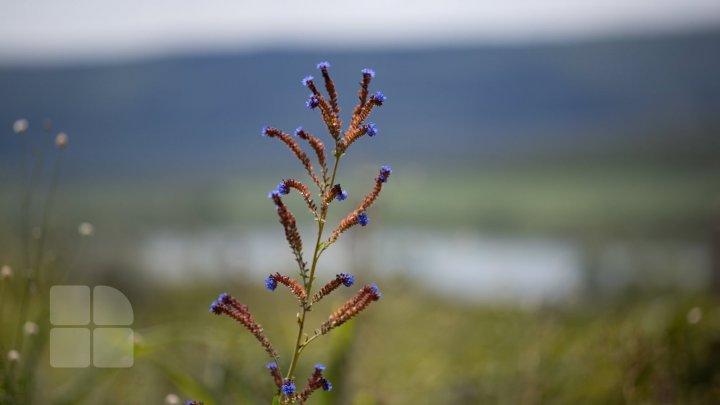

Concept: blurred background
[[1, 1, 720, 403]]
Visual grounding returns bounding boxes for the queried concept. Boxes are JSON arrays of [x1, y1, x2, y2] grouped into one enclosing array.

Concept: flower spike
[[317, 60, 340, 116], [353, 68, 375, 119], [212, 65, 392, 405], [266, 272, 307, 303], [311, 273, 355, 304], [208, 294, 278, 360], [262, 126, 321, 188], [302, 76, 341, 138], [323, 184, 348, 205], [320, 284, 382, 334], [295, 127, 328, 182], [280, 178, 318, 215], [297, 364, 332, 404], [268, 192, 306, 278], [266, 362, 283, 388], [357, 165, 393, 211]]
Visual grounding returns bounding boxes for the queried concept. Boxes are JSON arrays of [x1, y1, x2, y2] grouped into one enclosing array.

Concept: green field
[[2, 281, 716, 404]]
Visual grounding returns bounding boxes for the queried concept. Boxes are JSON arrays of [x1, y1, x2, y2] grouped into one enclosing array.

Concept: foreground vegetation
[[2, 279, 714, 404]]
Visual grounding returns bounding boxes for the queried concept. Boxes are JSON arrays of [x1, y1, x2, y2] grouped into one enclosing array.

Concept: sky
[[1, 0, 720, 63]]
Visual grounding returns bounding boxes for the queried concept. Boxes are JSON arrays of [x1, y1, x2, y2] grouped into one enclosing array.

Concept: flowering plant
[[207, 62, 391, 404]]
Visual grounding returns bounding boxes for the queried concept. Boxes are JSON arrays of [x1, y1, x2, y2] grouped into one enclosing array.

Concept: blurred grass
[[8, 280, 716, 404], [4, 161, 713, 240]]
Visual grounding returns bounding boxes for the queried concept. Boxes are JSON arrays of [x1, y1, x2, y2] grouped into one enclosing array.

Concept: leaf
[[272, 395, 282, 405]]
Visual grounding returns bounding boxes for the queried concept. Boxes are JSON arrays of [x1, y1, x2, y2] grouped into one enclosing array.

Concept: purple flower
[[371, 91, 386, 105], [336, 190, 348, 201], [277, 182, 290, 195], [281, 380, 296, 396], [339, 273, 355, 287], [302, 75, 314, 86], [218, 292, 229, 303], [268, 190, 280, 201], [365, 122, 378, 137], [306, 94, 319, 109], [294, 126, 303, 137], [209, 300, 222, 314], [321, 378, 333, 391], [261, 126, 270, 137], [317, 61, 330, 70], [265, 275, 278, 291], [361, 68, 375, 78], [370, 283, 382, 299], [356, 212, 369, 226], [379, 165, 392, 183], [314, 363, 326, 371], [266, 361, 278, 370]]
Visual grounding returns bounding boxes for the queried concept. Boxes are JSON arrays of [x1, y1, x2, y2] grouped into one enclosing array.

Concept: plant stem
[[14, 152, 62, 350], [285, 154, 341, 381]]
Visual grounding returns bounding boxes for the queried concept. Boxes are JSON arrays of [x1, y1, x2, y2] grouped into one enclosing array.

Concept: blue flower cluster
[[265, 275, 278, 291], [371, 283, 382, 299], [277, 182, 290, 195], [365, 122, 378, 137], [356, 212, 369, 226], [371, 91, 386, 105], [306, 95, 319, 109], [379, 166, 392, 183], [321, 380, 333, 391], [338, 273, 355, 287], [361, 68, 375, 78], [281, 381, 296, 396]]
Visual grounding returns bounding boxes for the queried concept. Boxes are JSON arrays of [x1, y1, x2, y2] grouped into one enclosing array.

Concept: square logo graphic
[[50, 286, 90, 326], [93, 328, 134, 368], [49, 285, 134, 368], [49, 328, 90, 368]]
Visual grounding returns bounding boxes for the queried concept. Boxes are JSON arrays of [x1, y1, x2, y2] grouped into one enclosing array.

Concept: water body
[[138, 227, 711, 305]]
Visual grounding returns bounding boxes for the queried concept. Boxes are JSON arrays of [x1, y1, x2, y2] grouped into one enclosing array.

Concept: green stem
[[14, 151, 62, 350], [285, 154, 341, 382]]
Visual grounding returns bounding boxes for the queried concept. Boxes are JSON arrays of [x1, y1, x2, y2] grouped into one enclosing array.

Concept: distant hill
[[1, 30, 719, 183]]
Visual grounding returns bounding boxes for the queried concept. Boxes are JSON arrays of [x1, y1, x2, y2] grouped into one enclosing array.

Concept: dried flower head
[[13, 118, 28, 134], [1, 265, 12, 280], [55, 132, 68, 149], [24, 321, 38, 336], [43, 118, 53, 132], [78, 222, 95, 236], [164, 394, 181, 405], [7, 350, 20, 363]]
